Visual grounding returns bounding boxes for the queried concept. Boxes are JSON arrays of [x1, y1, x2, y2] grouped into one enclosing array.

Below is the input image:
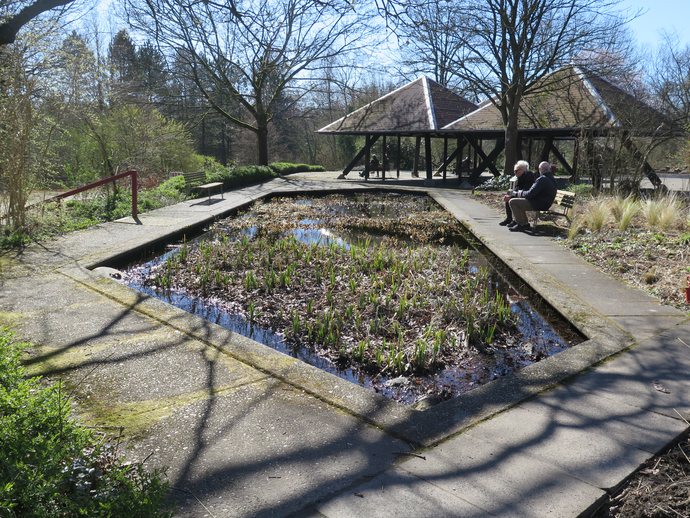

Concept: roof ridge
[[422, 77, 438, 130], [572, 65, 620, 127]]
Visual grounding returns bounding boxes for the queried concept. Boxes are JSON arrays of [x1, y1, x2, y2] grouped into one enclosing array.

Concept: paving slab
[[570, 323, 690, 420], [315, 465, 493, 518], [395, 433, 606, 517], [508, 245, 590, 265], [131, 379, 408, 518], [518, 383, 688, 453], [466, 405, 654, 489], [608, 315, 689, 342], [28, 328, 269, 405]]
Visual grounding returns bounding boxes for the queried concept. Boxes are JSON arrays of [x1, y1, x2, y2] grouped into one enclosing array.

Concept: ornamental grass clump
[[608, 195, 640, 232], [581, 198, 612, 231], [641, 194, 683, 230]]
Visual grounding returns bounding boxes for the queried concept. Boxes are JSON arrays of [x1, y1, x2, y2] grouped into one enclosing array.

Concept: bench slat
[[181, 172, 224, 201], [529, 190, 575, 230]]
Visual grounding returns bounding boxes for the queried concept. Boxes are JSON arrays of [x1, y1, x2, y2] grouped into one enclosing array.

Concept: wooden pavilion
[[319, 66, 680, 189], [317, 76, 478, 183], [443, 65, 677, 188]]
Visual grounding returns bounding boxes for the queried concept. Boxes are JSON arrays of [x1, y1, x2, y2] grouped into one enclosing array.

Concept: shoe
[[499, 218, 512, 226], [506, 221, 518, 228], [509, 224, 530, 232]]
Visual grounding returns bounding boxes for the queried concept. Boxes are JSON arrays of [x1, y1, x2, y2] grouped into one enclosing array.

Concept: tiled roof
[[317, 77, 478, 133], [443, 66, 672, 132]]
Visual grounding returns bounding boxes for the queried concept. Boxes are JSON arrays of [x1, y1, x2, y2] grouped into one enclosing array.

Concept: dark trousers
[[504, 201, 513, 222], [508, 198, 534, 225]]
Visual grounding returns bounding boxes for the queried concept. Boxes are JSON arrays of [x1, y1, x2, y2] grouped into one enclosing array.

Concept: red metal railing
[[44, 170, 138, 219]]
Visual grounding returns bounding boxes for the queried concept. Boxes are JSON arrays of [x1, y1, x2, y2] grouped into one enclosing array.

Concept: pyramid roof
[[317, 77, 478, 134], [443, 66, 673, 134]]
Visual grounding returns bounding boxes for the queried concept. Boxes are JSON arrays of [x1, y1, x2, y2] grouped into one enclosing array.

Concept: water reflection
[[124, 195, 581, 404]]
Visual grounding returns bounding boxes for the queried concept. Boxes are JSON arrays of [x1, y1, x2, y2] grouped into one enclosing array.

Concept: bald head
[[538, 161, 551, 173]]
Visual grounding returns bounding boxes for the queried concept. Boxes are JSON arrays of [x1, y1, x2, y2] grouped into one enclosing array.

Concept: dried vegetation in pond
[[143, 195, 518, 379]]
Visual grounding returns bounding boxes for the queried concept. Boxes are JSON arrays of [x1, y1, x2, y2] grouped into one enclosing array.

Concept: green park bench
[[182, 171, 224, 202]]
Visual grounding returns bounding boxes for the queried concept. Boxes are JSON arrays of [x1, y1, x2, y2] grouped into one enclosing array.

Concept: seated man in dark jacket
[[507, 161, 558, 232], [500, 160, 535, 226]]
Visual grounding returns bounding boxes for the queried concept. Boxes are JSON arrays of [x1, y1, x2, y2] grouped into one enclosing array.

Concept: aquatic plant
[[143, 194, 520, 377]]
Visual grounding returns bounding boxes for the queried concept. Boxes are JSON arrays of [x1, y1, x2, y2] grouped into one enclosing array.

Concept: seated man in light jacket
[[500, 160, 535, 226], [506, 161, 558, 232]]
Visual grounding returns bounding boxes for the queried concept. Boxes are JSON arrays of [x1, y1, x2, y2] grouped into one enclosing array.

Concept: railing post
[[131, 170, 138, 219]]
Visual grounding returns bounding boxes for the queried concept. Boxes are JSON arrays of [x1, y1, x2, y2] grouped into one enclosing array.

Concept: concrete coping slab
[[43, 178, 672, 448]]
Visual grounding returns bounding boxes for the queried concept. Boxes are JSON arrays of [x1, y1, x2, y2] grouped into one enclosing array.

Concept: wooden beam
[[467, 139, 505, 185], [455, 137, 464, 176], [436, 147, 460, 177], [442, 137, 448, 181], [621, 133, 663, 189], [382, 135, 387, 181], [342, 134, 379, 177], [540, 135, 554, 163], [548, 141, 574, 176], [413, 136, 421, 177]]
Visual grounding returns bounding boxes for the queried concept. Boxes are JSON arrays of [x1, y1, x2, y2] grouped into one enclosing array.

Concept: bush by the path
[[0, 161, 325, 249], [0, 330, 173, 517]]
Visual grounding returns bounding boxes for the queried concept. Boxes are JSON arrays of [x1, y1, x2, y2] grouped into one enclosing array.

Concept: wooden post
[[425, 135, 433, 181], [397, 135, 401, 178], [382, 135, 387, 181], [365, 135, 371, 181], [442, 137, 448, 181], [572, 137, 580, 184], [456, 137, 464, 177], [413, 136, 421, 177]]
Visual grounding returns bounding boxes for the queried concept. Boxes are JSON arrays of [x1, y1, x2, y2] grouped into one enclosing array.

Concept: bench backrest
[[182, 171, 206, 185], [554, 190, 575, 208]]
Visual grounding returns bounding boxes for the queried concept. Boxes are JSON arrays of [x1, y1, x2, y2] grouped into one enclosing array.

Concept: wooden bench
[[529, 190, 575, 230], [181, 171, 224, 201]]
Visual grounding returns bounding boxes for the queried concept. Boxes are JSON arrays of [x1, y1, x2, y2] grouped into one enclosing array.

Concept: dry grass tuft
[[608, 195, 640, 232], [581, 199, 612, 231], [641, 193, 684, 230]]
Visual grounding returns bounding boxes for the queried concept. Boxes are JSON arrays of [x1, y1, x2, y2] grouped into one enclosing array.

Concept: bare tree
[[442, 0, 635, 175], [395, 0, 473, 96], [126, 0, 375, 165], [650, 33, 690, 127]]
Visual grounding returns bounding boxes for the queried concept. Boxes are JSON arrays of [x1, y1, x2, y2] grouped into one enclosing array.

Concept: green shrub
[[65, 190, 133, 223], [0, 229, 30, 248], [205, 165, 278, 190], [139, 179, 186, 209], [269, 162, 325, 175], [570, 183, 595, 198], [478, 174, 512, 191], [0, 329, 173, 517]]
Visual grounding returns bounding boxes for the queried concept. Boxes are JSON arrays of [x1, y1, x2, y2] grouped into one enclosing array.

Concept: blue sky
[[621, 0, 690, 48]]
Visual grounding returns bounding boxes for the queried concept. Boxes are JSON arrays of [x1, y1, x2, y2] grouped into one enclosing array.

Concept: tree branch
[[0, 0, 75, 45]]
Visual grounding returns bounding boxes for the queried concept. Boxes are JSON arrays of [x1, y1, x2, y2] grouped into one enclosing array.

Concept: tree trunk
[[503, 104, 520, 176], [257, 126, 269, 166]]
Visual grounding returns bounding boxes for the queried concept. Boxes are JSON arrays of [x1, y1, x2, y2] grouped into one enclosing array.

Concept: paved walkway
[[1, 172, 688, 518]]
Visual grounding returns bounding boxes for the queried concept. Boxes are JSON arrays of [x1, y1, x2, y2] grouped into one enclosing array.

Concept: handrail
[[43, 170, 138, 220]]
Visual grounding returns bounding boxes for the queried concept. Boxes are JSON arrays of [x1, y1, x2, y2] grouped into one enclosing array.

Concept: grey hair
[[539, 161, 551, 172], [515, 160, 529, 171]]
